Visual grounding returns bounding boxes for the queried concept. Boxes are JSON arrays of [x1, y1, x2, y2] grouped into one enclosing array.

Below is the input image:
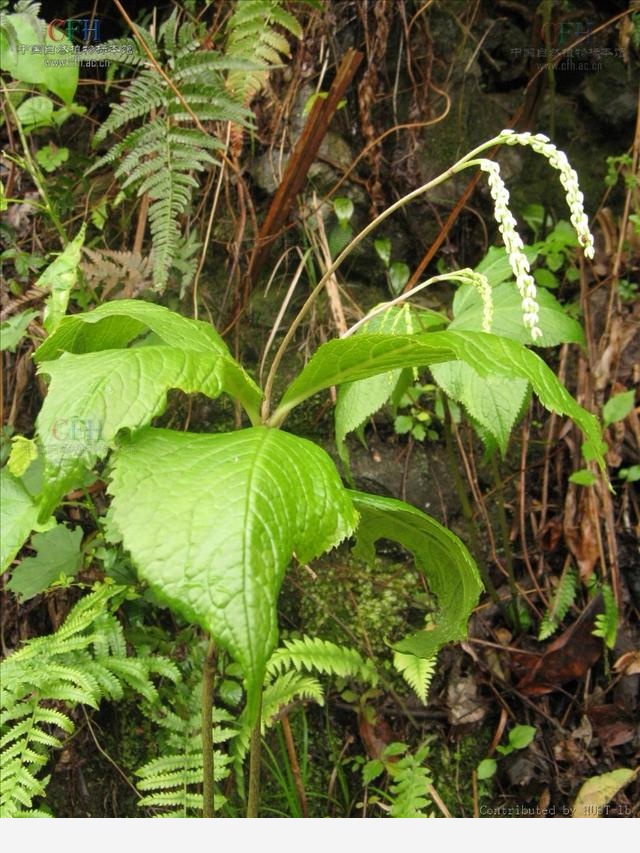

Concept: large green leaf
[[35, 346, 262, 517], [349, 491, 482, 658], [335, 305, 437, 465], [6, 524, 83, 602], [451, 280, 585, 347], [34, 300, 228, 362], [430, 361, 529, 455], [107, 427, 358, 725], [0, 12, 78, 105], [0, 468, 52, 573], [274, 331, 604, 469]]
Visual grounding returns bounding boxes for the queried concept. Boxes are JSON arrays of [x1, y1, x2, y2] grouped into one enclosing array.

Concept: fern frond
[[386, 743, 433, 818], [261, 671, 324, 727], [593, 584, 619, 649], [266, 636, 378, 685], [538, 567, 577, 641], [135, 672, 234, 818], [94, 70, 168, 143], [225, 0, 301, 104], [0, 584, 177, 817], [392, 652, 437, 704]]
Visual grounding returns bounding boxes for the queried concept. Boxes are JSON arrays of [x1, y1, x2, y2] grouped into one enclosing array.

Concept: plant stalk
[[201, 639, 217, 818], [281, 712, 309, 817], [262, 136, 504, 422], [246, 696, 263, 818]]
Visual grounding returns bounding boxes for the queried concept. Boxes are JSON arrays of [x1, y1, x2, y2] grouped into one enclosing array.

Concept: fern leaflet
[[392, 651, 437, 704], [538, 567, 578, 640], [593, 583, 619, 649]]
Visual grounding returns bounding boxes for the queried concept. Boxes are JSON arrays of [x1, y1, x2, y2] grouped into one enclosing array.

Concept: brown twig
[[247, 48, 363, 285], [280, 712, 309, 817]]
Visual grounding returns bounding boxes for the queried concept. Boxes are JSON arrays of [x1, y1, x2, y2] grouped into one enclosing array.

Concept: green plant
[[476, 724, 537, 781], [374, 237, 411, 296], [538, 566, 577, 641], [0, 583, 178, 817], [592, 583, 619, 650], [89, 2, 301, 291], [2, 129, 606, 818], [359, 740, 434, 817]]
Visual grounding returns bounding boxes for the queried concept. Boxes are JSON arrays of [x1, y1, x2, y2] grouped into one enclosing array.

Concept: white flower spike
[[479, 159, 543, 341], [498, 129, 595, 259]]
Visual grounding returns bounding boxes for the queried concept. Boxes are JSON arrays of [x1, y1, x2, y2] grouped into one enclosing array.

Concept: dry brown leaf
[[514, 596, 604, 695], [614, 650, 640, 676]]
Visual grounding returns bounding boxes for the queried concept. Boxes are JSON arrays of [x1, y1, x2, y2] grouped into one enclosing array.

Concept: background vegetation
[[1, 0, 638, 818]]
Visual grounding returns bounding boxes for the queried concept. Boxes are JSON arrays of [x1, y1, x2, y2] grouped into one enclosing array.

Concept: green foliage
[[0, 466, 51, 574], [476, 725, 536, 781], [36, 225, 85, 334], [225, 0, 302, 104], [0, 584, 178, 816], [107, 427, 357, 729], [350, 491, 482, 659], [6, 523, 83, 601], [451, 246, 584, 346], [90, 1, 300, 290], [0, 5, 78, 104], [33, 299, 260, 517], [538, 567, 577, 641], [266, 636, 377, 685], [7, 435, 37, 477], [381, 742, 433, 817], [0, 309, 39, 352], [335, 304, 436, 465], [593, 584, 619, 649], [602, 389, 635, 428], [136, 688, 234, 817], [35, 142, 69, 172], [276, 329, 605, 471], [392, 652, 437, 704]]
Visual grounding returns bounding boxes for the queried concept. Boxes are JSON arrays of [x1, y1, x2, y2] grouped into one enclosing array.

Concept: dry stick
[[201, 639, 217, 818], [312, 198, 348, 337], [427, 783, 453, 818], [248, 48, 364, 286], [192, 124, 231, 320], [442, 403, 501, 609], [81, 707, 141, 799], [519, 412, 549, 607], [280, 713, 309, 817], [599, 89, 640, 607], [489, 454, 522, 628]]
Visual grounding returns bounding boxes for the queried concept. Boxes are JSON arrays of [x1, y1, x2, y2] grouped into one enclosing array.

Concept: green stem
[[1, 81, 68, 245], [261, 135, 505, 423], [201, 639, 217, 818], [246, 695, 263, 818]]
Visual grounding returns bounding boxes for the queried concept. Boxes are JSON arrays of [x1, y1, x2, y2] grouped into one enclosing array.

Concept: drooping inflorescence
[[479, 159, 543, 340], [498, 130, 595, 260]]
